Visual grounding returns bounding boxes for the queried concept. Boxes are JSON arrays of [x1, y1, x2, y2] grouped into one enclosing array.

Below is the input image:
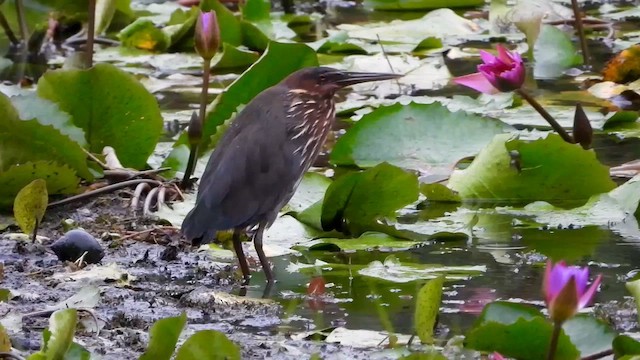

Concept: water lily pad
[[163, 41, 318, 172], [331, 102, 508, 172], [448, 134, 616, 205], [13, 179, 48, 239], [37, 63, 164, 170], [613, 335, 640, 358], [321, 163, 419, 236], [212, 43, 260, 71], [0, 162, 78, 210], [533, 25, 582, 79], [359, 255, 485, 283], [363, 0, 482, 11], [415, 276, 444, 344], [302, 232, 419, 252], [140, 313, 187, 360], [175, 330, 240, 360], [118, 18, 171, 51]]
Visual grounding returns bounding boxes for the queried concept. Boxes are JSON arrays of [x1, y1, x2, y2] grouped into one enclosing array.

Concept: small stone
[[51, 229, 105, 264]]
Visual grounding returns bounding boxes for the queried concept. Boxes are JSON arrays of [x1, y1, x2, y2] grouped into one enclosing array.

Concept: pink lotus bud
[[453, 44, 525, 94], [194, 11, 220, 60], [543, 260, 602, 324]]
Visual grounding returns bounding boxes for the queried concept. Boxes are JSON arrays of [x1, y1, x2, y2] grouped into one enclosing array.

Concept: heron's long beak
[[332, 71, 403, 88]]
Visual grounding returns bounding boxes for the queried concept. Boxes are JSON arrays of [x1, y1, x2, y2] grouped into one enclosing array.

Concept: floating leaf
[[0, 92, 91, 180], [302, 232, 419, 252], [448, 134, 616, 205], [139, 313, 187, 360], [0, 162, 78, 209], [613, 335, 640, 358], [38, 309, 78, 360], [321, 163, 419, 236], [212, 43, 260, 71], [118, 18, 171, 51], [415, 276, 444, 344], [533, 25, 582, 79], [331, 102, 507, 172], [242, 0, 270, 23], [363, 0, 482, 12], [13, 179, 48, 239], [163, 41, 318, 172], [175, 330, 241, 360], [37, 63, 164, 169]]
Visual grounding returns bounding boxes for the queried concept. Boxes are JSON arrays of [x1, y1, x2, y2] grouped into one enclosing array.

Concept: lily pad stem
[[181, 58, 211, 189], [14, 0, 28, 43], [0, 10, 18, 45], [516, 88, 574, 144], [86, 0, 96, 68], [547, 322, 562, 360], [570, 0, 590, 68], [32, 218, 38, 242]]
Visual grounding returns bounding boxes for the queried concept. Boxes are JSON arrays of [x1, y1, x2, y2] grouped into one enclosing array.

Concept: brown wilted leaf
[[602, 44, 640, 83]]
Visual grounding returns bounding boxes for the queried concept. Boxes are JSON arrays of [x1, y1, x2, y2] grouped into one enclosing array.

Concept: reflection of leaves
[[533, 25, 582, 78], [448, 134, 616, 205], [0, 162, 78, 210], [331, 102, 506, 172], [613, 335, 640, 358], [321, 163, 419, 236], [175, 330, 241, 360], [163, 41, 318, 172], [139, 313, 187, 360], [37, 64, 164, 170], [13, 179, 48, 238]]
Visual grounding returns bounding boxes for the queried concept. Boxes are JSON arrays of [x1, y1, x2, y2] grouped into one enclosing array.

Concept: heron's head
[[282, 67, 402, 97]]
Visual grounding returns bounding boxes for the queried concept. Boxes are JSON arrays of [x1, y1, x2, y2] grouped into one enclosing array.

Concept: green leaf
[[614, 335, 640, 358], [0, 162, 78, 210], [626, 277, 640, 322], [242, 0, 270, 23], [0, 324, 10, 352], [399, 353, 447, 360], [0, 93, 91, 180], [562, 315, 615, 358], [534, 25, 583, 78], [64, 342, 92, 360], [304, 232, 419, 251], [163, 41, 318, 172], [414, 276, 444, 344], [200, 0, 243, 46], [11, 94, 87, 147], [175, 330, 240, 360], [212, 43, 260, 71], [448, 134, 616, 205], [37, 63, 164, 170], [13, 179, 48, 237], [139, 313, 187, 360], [240, 21, 270, 52], [45, 309, 78, 360], [363, 0, 482, 11], [321, 163, 419, 236], [331, 102, 507, 172], [95, 0, 117, 34], [118, 18, 171, 52]]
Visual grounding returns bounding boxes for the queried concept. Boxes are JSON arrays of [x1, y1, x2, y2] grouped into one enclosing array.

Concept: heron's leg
[[232, 228, 251, 280], [254, 222, 274, 282]]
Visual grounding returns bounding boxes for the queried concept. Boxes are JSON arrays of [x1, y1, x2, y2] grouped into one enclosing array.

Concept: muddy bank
[[0, 191, 386, 359]]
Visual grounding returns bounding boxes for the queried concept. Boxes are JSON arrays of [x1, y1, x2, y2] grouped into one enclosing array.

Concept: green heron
[[181, 67, 402, 282]]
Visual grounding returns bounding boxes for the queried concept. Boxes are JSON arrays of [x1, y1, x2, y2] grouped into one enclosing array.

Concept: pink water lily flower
[[453, 44, 525, 94], [194, 11, 220, 60], [543, 260, 602, 324]]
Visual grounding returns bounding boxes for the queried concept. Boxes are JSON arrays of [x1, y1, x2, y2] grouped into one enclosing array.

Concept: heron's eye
[[319, 74, 327, 83]]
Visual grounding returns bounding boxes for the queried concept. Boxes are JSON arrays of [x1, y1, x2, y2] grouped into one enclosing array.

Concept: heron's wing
[[181, 87, 300, 240]]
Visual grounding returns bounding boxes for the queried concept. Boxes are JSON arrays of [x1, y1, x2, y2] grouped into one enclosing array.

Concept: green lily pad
[[302, 232, 419, 252], [321, 163, 419, 236], [533, 25, 583, 79], [448, 134, 616, 205], [37, 63, 164, 170], [331, 102, 507, 172], [139, 313, 187, 360], [13, 179, 48, 238], [163, 41, 318, 173], [415, 276, 444, 344], [0, 162, 78, 209], [212, 43, 260, 71], [118, 18, 171, 52], [359, 255, 485, 283], [175, 330, 241, 360], [614, 335, 640, 358], [466, 302, 614, 360], [242, 0, 270, 23]]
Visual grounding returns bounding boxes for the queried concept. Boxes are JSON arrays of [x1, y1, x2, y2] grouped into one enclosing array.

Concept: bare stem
[[180, 58, 211, 189], [14, 0, 28, 42], [570, 0, 590, 67], [547, 322, 562, 360], [86, 0, 96, 68], [516, 88, 575, 144], [0, 10, 18, 45]]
